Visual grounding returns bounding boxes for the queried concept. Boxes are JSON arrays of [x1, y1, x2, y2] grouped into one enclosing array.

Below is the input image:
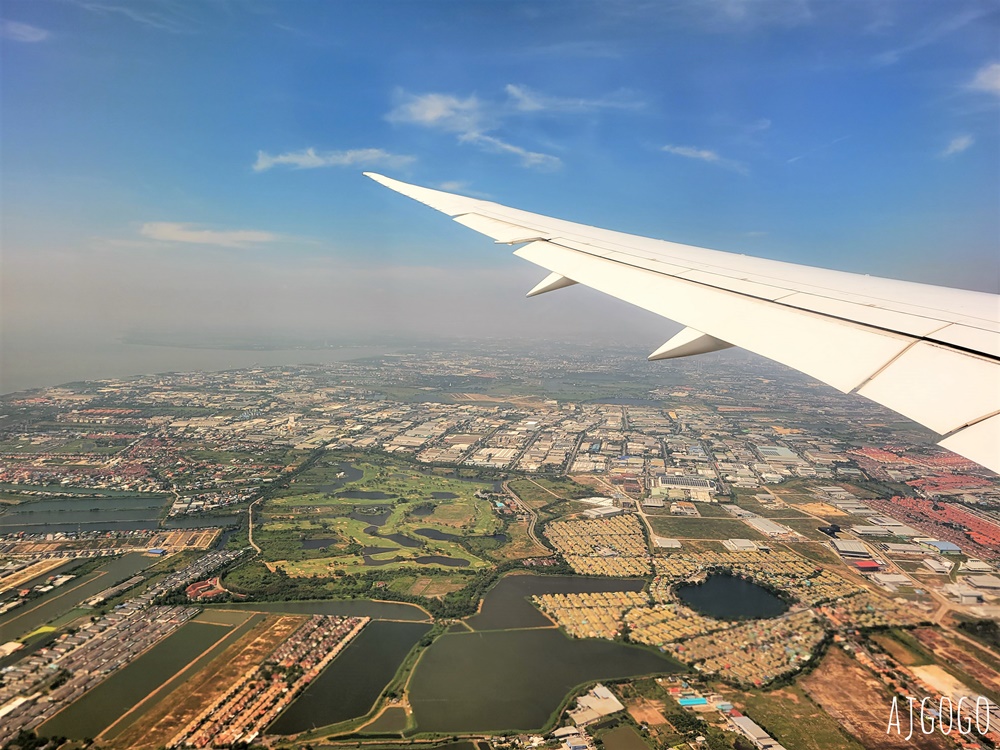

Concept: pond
[[364, 555, 403, 566], [674, 573, 789, 620], [413, 555, 469, 568], [350, 508, 391, 526], [315, 462, 364, 493], [363, 528, 422, 548], [268, 620, 431, 734], [414, 527, 460, 541], [339, 490, 393, 500], [430, 492, 457, 499]]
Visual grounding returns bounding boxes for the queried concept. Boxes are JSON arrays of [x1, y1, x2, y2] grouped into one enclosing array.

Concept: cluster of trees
[[959, 618, 1000, 649]]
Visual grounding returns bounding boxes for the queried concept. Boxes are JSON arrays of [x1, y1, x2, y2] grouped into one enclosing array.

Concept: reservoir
[[268, 620, 431, 734], [674, 573, 788, 620], [467, 573, 646, 631], [409, 627, 680, 732]]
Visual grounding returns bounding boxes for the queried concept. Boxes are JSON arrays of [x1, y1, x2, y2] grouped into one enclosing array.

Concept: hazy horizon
[[3, 1, 997, 394]]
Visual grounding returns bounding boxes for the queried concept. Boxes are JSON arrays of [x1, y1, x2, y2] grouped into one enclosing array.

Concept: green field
[[646, 516, 766, 540], [732, 685, 865, 750]]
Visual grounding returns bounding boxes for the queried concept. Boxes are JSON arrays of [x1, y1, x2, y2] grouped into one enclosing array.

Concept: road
[[247, 496, 263, 554]]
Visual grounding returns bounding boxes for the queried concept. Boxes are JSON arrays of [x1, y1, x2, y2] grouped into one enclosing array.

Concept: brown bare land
[[798, 502, 847, 517], [409, 577, 466, 598], [801, 647, 951, 750], [628, 698, 668, 726], [112, 614, 305, 749]]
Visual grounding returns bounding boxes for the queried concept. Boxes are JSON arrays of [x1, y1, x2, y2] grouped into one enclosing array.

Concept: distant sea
[[0, 340, 394, 395]]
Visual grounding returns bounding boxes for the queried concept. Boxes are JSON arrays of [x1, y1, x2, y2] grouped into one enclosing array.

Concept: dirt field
[[798, 502, 847, 517], [870, 632, 925, 666], [913, 628, 1000, 696], [628, 698, 668, 726], [112, 614, 305, 749], [801, 647, 952, 750], [409, 576, 467, 598]]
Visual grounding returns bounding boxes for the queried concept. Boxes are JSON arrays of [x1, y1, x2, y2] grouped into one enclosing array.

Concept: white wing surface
[[365, 173, 1000, 474]]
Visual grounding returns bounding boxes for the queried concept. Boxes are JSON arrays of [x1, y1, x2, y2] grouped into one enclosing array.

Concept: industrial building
[[831, 539, 871, 559]]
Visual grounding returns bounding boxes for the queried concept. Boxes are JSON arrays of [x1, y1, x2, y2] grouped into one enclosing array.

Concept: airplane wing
[[365, 172, 1000, 474]]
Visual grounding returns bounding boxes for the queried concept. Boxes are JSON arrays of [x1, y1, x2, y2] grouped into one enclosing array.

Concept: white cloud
[[0, 19, 50, 42], [940, 134, 975, 157], [139, 222, 281, 248], [969, 62, 1000, 96], [387, 92, 486, 133], [504, 84, 642, 113], [662, 144, 747, 174], [253, 147, 414, 172]]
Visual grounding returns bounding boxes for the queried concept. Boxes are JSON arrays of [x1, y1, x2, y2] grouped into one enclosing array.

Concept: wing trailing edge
[[365, 173, 1000, 474]]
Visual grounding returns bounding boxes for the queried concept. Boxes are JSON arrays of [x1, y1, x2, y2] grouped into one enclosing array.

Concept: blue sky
[[2, 1, 998, 386]]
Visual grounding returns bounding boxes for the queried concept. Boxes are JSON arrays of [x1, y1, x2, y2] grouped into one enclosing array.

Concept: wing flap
[[513, 240, 914, 394], [856, 342, 1000, 435], [940, 415, 1000, 472]]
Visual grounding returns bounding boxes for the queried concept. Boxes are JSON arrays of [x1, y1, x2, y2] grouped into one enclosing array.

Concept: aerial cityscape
[[1, 345, 998, 749], [2, 1, 998, 750]]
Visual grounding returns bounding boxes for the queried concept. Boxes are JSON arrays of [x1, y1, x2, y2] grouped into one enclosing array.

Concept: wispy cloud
[[504, 84, 643, 113], [139, 222, 281, 248], [388, 88, 567, 170], [465, 133, 561, 170], [71, 1, 194, 33], [702, 0, 812, 28], [386, 84, 639, 170], [968, 62, 1000, 97], [0, 19, 50, 42], [662, 144, 747, 174], [940, 134, 974, 157], [873, 8, 987, 66], [253, 148, 414, 172], [786, 135, 850, 164]]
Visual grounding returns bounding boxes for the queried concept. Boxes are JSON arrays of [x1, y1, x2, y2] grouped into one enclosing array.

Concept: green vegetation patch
[[646, 516, 766, 541], [734, 685, 865, 750]]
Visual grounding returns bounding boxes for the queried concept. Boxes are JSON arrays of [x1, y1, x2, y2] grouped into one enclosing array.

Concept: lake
[[675, 573, 789, 620], [467, 573, 647, 631], [268, 620, 431, 734], [408, 628, 681, 732], [0, 494, 169, 534]]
